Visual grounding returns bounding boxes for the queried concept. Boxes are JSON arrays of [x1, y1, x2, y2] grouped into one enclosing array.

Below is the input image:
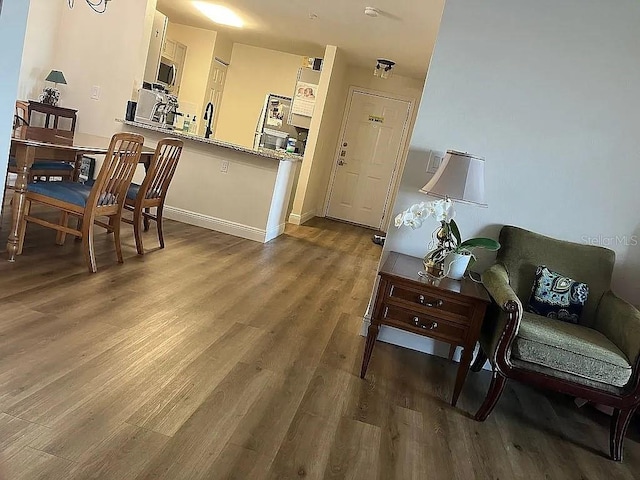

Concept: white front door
[[326, 90, 411, 229], [203, 61, 227, 136]]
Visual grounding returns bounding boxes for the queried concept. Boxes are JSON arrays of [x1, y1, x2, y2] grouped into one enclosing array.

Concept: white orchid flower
[[434, 198, 456, 223], [394, 213, 404, 227], [422, 202, 436, 218], [402, 211, 415, 226], [409, 203, 425, 218], [406, 216, 423, 230]]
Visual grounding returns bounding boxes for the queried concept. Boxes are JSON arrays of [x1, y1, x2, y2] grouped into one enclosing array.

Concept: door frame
[[322, 86, 415, 231]]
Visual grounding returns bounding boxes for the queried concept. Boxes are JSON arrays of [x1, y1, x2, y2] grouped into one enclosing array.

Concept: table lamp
[[40, 70, 67, 106], [419, 150, 487, 275]]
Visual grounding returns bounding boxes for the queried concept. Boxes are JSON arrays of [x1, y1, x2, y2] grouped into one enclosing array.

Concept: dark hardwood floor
[[0, 207, 638, 479]]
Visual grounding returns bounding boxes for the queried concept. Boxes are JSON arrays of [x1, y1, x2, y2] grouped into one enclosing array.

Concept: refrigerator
[[253, 94, 298, 151]]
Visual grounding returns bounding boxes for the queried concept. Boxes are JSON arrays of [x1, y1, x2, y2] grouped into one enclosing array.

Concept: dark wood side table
[[360, 251, 491, 406]]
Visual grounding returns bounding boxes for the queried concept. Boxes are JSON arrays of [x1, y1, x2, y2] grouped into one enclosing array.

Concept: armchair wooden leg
[[471, 346, 488, 372], [474, 370, 506, 421], [610, 407, 637, 461]]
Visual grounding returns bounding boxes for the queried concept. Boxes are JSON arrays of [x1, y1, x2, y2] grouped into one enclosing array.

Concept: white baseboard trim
[[360, 315, 490, 370], [288, 209, 316, 225], [265, 223, 286, 243], [163, 205, 267, 243]]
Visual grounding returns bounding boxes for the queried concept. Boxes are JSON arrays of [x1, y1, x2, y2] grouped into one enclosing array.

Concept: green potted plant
[[395, 199, 500, 279]]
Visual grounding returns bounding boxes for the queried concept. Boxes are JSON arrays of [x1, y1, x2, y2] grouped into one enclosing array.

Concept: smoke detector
[[364, 7, 380, 17]]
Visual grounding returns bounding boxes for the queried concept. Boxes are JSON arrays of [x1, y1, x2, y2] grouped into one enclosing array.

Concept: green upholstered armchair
[[472, 226, 640, 461]]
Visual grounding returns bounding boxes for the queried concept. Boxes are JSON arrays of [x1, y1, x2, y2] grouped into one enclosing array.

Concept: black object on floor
[[372, 234, 385, 246]]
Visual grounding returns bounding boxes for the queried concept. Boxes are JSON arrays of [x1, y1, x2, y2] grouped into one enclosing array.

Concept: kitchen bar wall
[[215, 44, 303, 148]]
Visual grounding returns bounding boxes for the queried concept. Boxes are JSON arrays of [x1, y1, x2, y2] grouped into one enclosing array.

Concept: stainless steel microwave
[[157, 58, 176, 88]]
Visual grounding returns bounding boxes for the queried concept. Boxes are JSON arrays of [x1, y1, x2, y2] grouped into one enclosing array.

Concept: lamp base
[[40, 87, 60, 107], [423, 258, 444, 277]]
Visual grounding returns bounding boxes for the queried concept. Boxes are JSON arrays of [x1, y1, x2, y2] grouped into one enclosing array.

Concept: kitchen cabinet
[[162, 40, 186, 94], [163, 39, 186, 63], [163, 39, 177, 61]]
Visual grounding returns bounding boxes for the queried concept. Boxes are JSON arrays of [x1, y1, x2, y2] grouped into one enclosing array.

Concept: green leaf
[[458, 238, 501, 251], [449, 219, 462, 246]]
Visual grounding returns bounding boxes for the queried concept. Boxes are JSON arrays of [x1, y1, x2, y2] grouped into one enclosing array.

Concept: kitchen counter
[[118, 120, 301, 243], [118, 119, 304, 163]]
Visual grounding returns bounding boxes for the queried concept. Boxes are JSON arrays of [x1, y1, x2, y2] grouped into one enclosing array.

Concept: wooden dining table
[[6, 133, 155, 261]]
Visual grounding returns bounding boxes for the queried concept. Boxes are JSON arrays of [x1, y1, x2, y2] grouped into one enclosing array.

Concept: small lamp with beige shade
[[395, 150, 499, 279]]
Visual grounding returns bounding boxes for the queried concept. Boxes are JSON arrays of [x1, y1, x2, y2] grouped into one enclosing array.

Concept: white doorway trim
[[322, 86, 415, 231]]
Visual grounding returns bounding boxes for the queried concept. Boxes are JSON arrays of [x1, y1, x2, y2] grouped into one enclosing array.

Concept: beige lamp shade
[[420, 150, 487, 207]]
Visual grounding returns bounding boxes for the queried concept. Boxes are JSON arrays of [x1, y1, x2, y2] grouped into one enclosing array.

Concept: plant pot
[[444, 251, 471, 280]]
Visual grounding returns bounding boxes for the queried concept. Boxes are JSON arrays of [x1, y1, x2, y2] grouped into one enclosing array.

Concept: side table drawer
[[382, 304, 467, 343], [388, 282, 472, 318]]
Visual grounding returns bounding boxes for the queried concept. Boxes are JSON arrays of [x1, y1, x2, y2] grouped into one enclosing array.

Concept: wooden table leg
[[7, 146, 34, 261], [360, 323, 380, 379], [451, 346, 474, 406]]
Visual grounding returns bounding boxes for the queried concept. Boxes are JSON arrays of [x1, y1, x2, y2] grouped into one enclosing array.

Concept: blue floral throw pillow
[[526, 266, 589, 324]]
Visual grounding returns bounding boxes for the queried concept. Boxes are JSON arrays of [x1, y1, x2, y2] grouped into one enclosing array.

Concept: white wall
[[345, 66, 425, 103], [166, 22, 216, 123], [16, 0, 63, 101], [0, 0, 30, 208], [384, 0, 640, 305], [215, 44, 303, 148], [49, 0, 153, 136], [290, 46, 349, 223]]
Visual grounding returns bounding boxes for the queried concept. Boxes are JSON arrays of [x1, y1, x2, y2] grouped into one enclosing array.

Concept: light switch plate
[[91, 86, 101, 101], [221, 160, 229, 173], [427, 151, 443, 174]]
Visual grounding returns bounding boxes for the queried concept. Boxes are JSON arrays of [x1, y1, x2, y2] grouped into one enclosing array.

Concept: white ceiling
[[156, 0, 445, 80]]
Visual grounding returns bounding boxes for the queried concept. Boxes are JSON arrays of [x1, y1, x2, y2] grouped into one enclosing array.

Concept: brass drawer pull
[[417, 295, 443, 308], [413, 317, 438, 330]]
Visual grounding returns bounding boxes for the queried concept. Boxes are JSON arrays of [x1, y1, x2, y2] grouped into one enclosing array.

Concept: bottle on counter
[[190, 116, 197, 135], [182, 115, 191, 133]]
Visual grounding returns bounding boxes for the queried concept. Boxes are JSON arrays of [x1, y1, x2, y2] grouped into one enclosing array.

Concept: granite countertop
[[118, 119, 304, 163]]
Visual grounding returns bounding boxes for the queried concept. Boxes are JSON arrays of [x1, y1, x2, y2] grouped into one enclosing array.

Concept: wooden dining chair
[[121, 138, 183, 254], [17, 133, 145, 273]]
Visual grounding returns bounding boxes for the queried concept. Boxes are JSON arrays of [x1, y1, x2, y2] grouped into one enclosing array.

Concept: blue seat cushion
[[127, 183, 141, 200], [27, 182, 116, 208], [9, 156, 74, 171]]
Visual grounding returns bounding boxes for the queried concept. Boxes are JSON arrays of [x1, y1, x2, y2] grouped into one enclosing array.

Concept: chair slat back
[[88, 133, 144, 210], [139, 138, 184, 201], [13, 101, 29, 139]]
